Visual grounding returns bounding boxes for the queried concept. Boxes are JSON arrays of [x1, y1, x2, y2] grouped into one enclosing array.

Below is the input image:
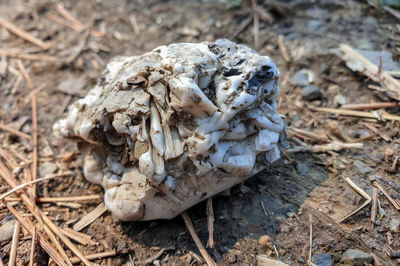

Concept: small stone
[[307, 19, 322, 30], [312, 253, 333, 266], [39, 161, 58, 177], [341, 249, 373, 266], [0, 220, 16, 243], [334, 94, 347, 106], [390, 218, 400, 233], [153, 260, 160, 266], [334, 252, 342, 262], [296, 161, 310, 175], [291, 69, 315, 86], [353, 160, 374, 175], [258, 235, 271, 247], [302, 85, 322, 101]]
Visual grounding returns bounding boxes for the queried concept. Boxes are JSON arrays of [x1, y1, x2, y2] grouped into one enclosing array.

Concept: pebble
[[296, 161, 310, 175], [353, 160, 374, 175], [340, 249, 373, 266], [307, 19, 323, 30], [0, 220, 16, 243], [334, 94, 347, 106], [312, 253, 333, 266], [39, 161, 58, 177], [291, 69, 315, 86], [302, 85, 322, 101], [390, 218, 400, 233]]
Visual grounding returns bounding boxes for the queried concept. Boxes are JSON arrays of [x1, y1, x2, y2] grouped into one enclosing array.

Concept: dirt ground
[[0, 0, 400, 265]]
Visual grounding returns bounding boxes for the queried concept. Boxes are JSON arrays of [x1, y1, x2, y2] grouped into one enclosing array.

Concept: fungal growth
[[54, 39, 284, 221]]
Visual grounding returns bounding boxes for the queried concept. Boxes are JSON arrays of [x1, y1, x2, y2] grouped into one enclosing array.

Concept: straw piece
[[6, 203, 67, 266], [181, 212, 216, 266], [69, 251, 116, 264], [342, 102, 399, 110], [73, 203, 108, 232], [0, 17, 50, 50], [206, 198, 214, 249], [311, 107, 400, 121], [9, 221, 21, 266], [0, 48, 58, 61], [37, 195, 102, 202]]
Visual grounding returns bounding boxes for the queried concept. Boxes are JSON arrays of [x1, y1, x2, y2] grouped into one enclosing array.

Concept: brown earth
[[0, 0, 400, 265]]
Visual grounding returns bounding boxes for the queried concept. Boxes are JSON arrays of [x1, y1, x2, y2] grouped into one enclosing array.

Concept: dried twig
[[373, 181, 400, 211], [69, 251, 116, 264], [342, 102, 399, 110], [278, 35, 290, 63], [338, 177, 372, 223], [206, 198, 215, 248], [37, 195, 102, 202], [29, 228, 36, 266], [143, 248, 166, 265], [56, 3, 84, 31], [363, 123, 390, 142], [0, 48, 58, 61], [261, 201, 268, 217], [6, 204, 67, 266], [129, 15, 140, 35], [288, 127, 329, 143], [370, 188, 378, 225], [60, 227, 97, 246], [0, 162, 90, 266], [0, 17, 50, 50], [181, 212, 216, 266], [339, 44, 400, 101], [73, 203, 108, 231], [308, 214, 313, 265], [9, 221, 21, 266], [287, 141, 363, 153], [17, 60, 38, 199], [311, 107, 400, 121], [251, 0, 260, 49], [0, 124, 31, 140], [0, 172, 74, 201]]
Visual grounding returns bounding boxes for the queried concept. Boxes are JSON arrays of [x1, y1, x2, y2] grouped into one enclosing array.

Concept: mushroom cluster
[[54, 39, 284, 221]]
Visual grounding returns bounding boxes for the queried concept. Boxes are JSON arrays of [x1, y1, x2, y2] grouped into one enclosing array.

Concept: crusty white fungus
[[54, 39, 284, 221]]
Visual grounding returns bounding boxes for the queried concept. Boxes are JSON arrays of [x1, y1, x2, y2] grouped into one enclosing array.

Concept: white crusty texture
[[54, 39, 284, 221]]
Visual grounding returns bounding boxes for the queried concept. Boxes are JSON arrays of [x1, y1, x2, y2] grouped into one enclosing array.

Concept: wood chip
[[257, 255, 289, 266], [339, 44, 400, 101], [338, 177, 372, 223], [370, 187, 378, 225], [73, 203, 108, 231]]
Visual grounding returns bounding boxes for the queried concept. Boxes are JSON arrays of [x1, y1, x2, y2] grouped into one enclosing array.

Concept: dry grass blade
[[9, 221, 21, 266], [0, 48, 58, 61], [338, 177, 372, 223], [278, 35, 290, 63], [17, 60, 38, 199], [0, 162, 90, 266], [69, 251, 116, 264], [0, 172, 74, 201], [373, 181, 400, 211], [0, 17, 50, 50], [206, 198, 214, 248], [370, 188, 378, 225], [29, 228, 36, 266], [37, 195, 102, 202], [342, 102, 399, 110], [181, 212, 216, 266], [311, 107, 400, 121], [287, 141, 363, 153], [308, 214, 313, 265], [6, 203, 67, 266], [73, 203, 108, 232], [0, 124, 31, 140], [56, 3, 84, 31]]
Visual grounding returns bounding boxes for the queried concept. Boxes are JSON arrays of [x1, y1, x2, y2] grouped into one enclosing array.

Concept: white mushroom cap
[[54, 39, 284, 221]]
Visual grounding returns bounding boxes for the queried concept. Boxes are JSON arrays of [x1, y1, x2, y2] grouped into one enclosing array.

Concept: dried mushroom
[[54, 39, 284, 221]]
